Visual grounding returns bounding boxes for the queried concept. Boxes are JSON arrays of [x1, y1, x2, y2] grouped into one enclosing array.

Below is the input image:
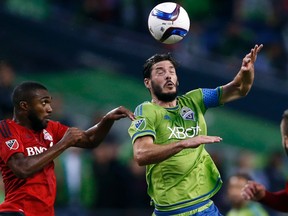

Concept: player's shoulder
[[134, 101, 156, 115], [0, 119, 14, 139], [180, 88, 203, 99], [186, 88, 203, 95]]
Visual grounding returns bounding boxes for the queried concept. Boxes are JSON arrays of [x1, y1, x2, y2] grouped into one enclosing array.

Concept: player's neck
[[151, 98, 177, 108], [13, 114, 33, 130]]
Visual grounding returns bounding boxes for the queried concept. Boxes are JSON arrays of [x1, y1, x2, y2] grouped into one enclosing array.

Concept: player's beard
[[151, 80, 178, 102], [28, 110, 47, 131]]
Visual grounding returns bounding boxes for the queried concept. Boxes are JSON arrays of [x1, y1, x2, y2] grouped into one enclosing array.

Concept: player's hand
[[61, 127, 89, 147], [179, 135, 222, 149], [105, 106, 135, 121], [241, 44, 263, 72], [241, 180, 266, 201]]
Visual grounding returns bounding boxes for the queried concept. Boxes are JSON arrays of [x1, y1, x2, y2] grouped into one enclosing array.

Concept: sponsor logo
[[5, 139, 19, 150], [168, 122, 201, 139], [26, 146, 48, 156], [180, 107, 195, 121]]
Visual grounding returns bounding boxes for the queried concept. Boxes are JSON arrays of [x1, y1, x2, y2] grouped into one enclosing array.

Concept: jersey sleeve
[[260, 182, 288, 212], [0, 120, 25, 163], [184, 88, 221, 114], [128, 102, 157, 144], [202, 87, 223, 109]]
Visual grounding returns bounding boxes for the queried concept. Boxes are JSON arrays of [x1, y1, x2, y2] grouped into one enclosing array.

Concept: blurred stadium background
[[0, 1, 288, 215]]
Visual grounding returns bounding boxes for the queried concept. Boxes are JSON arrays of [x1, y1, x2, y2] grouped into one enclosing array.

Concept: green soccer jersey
[[128, 88, 223, 212]]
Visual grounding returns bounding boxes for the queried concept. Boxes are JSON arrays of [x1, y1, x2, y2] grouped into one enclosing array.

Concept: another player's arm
[[241, 181, 288, 212], [7, 127, 87, 179], [133, 135, 222, 166], [76, 106, 135, 148], [220, 44, 263, 104]]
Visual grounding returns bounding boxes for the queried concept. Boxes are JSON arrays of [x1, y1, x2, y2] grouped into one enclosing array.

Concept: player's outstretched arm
[[220, 44, 263, 104], [242, 181, 288, 212], [78, 106, 135, 148], [241, 180, 266, 201], [7, 127, 88, 178], [133, 135, 222, 166]]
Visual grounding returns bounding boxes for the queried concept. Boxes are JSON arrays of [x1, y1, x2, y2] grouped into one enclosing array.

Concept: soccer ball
[[148, 2, 190, 44]]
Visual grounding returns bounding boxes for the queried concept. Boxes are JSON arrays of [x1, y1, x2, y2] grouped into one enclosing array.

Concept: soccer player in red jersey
[[241, 109, 288, 212], [0, 81, 135, 216]]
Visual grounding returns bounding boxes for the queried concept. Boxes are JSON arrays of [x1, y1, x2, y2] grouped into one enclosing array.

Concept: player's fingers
[[203, 136, 222, 143], [241, 190, 251, 200], [241, 186, 254, 199], [251, 44, 263, 61], [255, 44, 263, 53]]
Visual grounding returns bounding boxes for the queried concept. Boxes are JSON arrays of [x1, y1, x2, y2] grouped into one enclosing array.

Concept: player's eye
[[41, 99, 51, 106], [156, 70, 165, 75]]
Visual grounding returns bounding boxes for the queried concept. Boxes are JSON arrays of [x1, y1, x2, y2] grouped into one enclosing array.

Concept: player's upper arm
[[133, 135, 154, 150], [133, 136, 154, 163], [6, 152, 30, 178]]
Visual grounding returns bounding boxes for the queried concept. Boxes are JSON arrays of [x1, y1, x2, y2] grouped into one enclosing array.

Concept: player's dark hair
[[282, 109, 288, 135], [143, 53, 178, 79], [12, 81, 48, 106]]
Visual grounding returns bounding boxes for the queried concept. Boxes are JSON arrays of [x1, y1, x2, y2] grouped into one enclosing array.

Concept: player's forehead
[[151, 60, 175, 70], [30, 89, 51, 101]]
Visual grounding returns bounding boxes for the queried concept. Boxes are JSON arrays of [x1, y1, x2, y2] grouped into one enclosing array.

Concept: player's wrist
[[175, 140, 186, 150]]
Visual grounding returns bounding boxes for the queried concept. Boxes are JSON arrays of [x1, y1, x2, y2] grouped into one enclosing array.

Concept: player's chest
[[156, 106, 206, 140], [20, 129, 54, 156]]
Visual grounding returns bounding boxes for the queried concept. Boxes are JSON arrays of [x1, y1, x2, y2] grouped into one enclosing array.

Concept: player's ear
[[144, 78, 150, 88], [19, 101, 29, 111]]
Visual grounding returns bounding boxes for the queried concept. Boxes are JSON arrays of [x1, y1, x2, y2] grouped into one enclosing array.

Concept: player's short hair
[[143, 53, 178, 79], [12, 81, 48, 106]]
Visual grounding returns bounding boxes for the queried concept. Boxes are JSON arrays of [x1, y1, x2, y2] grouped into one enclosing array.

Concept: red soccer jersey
[[0, 119, 68, 216]]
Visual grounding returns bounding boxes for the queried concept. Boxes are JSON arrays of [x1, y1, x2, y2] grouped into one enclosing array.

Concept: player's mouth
[[44, 115, 51, 121], [165, 81, 175, 88]]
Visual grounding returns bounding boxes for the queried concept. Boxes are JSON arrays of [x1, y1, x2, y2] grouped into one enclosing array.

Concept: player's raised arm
[[76, 106, 135, 148], [220, 44, 263, 104]]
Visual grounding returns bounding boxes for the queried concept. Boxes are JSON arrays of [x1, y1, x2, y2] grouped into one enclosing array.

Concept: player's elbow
[[12, 167, 33, 179], [133, 150, 147, 166], [239, 86, 251, 97]]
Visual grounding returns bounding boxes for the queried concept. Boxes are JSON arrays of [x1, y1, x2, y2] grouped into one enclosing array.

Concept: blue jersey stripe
[[154, 177, 222, 209], [202, 87, 221, 109]]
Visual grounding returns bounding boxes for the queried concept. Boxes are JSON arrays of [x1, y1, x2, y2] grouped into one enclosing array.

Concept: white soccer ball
[[148, 2, 190, 44]]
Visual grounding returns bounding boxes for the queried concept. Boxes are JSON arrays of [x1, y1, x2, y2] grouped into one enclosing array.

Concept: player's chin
[[43, 119, 50, 127], [164, 88, 176, 94]]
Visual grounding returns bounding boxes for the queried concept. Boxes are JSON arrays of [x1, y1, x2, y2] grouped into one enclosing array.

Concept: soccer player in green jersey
[[128, 44, 263, 216]]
